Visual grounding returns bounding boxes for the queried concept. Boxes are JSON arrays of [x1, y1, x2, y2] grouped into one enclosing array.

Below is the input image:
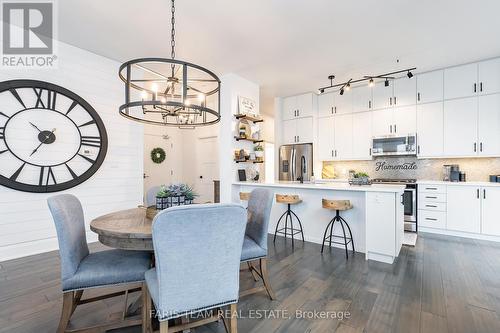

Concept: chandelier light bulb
[[141, 91, 148, 99], [345, 83, 350, 91], [368, 78, 374, 87], [160, 97, 167, 103]]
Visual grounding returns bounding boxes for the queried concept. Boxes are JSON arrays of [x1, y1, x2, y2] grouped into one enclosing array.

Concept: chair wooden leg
[[57, 291, 74, 333], [247, 261, 259, 282], [160, 321, 169, 333], [71, 290, 83, 316], [229, 304, 237, 333], [260, 258, 276, 300], [142, 283, 151, 333]]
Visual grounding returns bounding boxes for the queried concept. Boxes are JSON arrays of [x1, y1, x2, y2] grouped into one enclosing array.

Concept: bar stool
[[273, 194, 305, 247], [321, 199, 355, 259]]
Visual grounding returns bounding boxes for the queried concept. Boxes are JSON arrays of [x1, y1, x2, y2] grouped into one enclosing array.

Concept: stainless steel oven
[[372, 179, 418, 232]]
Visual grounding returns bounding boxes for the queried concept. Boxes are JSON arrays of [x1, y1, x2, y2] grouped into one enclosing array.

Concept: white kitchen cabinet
[[417, 102, 444, 157], [446, 186, 481, 233], [372, 108, 394, 136], [443, 97, 478, 156], [351, 111, 373, 159], [392, 105, 416, 135], [282, 95, 297, 120], [334, 90, 352, 114], [296, 93, 313, 118], [333, 114, 353, 160], [417, 70, 444, 104], [478, 94, 500, 156], [296, 117, 313, 143], [372, 81, 393, 110], [481, 186, 500, 236], [478, 58, 500, 95], [317, 116, 335, 160], [282, 119, 297, 144], [318, 92, 335, 117], [444, 63, 478, 100], [351, 86, 372, 113], [393, 77, 416, 107]]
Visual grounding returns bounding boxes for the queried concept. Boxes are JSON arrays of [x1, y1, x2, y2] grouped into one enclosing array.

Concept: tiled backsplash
[[322, 157, 500, 181]]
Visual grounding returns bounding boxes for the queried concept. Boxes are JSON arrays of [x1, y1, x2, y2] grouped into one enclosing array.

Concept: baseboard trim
[[419, 227, 500, 242]]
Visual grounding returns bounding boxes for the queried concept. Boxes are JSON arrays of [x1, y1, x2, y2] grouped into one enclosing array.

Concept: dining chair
[[143, 203, 247, 333], [240, 188, 276, 300], [47, 194, 152, 333], [146, 186, 161, 207]]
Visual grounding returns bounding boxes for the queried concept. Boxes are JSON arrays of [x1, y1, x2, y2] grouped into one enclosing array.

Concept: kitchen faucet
[[297, 155, 306, 183]]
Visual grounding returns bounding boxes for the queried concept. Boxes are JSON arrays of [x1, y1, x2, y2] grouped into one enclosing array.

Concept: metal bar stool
[[321, 199, 355, 259], [273, 194, 305, 247]]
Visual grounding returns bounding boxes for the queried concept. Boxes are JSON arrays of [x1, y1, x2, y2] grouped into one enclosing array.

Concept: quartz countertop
[[233, 181, 405, 193], [417, 180, 500, 187]]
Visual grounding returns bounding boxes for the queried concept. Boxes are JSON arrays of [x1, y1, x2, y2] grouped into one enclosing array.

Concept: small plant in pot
[[254, 144, 264, 159], [349, 172, 371, 186], [156, 183, 198, 210]]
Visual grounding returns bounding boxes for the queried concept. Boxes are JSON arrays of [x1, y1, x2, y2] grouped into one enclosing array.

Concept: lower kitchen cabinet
[[446, 186, 481, 233], [481, 186, 500, 236]]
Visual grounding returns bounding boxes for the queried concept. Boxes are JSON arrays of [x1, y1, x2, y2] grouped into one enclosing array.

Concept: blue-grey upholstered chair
[[47, 194, 151, 333], [143, 203, 246, 333], [239, 188, 276, 300], [146, 186, 161, 207]]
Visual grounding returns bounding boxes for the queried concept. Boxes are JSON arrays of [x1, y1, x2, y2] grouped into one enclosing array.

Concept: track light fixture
[[317, 67, 416, 95], [318, 88, 325, 94]]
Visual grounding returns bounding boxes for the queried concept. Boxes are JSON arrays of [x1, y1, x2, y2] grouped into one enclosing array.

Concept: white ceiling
[[58, 0, 500, 115]]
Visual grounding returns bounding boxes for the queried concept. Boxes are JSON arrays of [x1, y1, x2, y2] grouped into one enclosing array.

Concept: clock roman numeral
[[0, 127, 4, 140], [9, 89, 26, 109], [78, 153, 96, 164], [39, 166, 57, 186], [33, 88, 57, 110], [65, 163, 78, 179], [33, 88, 46, 108], [66, 100, 78, 115], [10, 163, 26, 181], [78, 119, 96, 128], [81, 136, 101, 148]]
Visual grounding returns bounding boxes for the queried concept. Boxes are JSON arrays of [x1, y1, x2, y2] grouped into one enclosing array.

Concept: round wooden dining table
[[90, 207, 154, 251]]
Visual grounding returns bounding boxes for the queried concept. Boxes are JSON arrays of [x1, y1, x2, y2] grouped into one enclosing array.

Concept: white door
[[317, 116, 335, 160], [372, 81, 393, 110], [351, 86, 372, 113], [318, 92, 335, 117], [296, 117, 313, 143], [417, 70, 444, 104], [372, 108, 394, 136], [478, 58, 500, 95], [296, 93, 313, 118], [351, 111, 373, 160], [143, 134, 174, 203], [282, 96, 297, 120], [478, 94, 500, 156], [481, 187, 500, 236], [444, 63, 478, 99], [334, 114, 353, 160], [446, 186, 481, 233], [195, 136, 219, 203], [393, 105, 416, 135], [282, 119, 297, 144], [334, 90, 352, 114], [443, 97, 478, 156], [393, 77, 416, 107], [417, 102, 444, 157]]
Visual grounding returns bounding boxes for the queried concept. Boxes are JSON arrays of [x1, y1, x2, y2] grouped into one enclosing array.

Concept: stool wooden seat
[[273, 194, 304, 247], [321, 198, 355, 258], [322, 199, 353, 211], [276, 194, 302, 205], [239, 192, 251, 201]]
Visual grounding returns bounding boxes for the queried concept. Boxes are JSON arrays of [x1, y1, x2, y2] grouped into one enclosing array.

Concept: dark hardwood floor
[[1, 233, 500, 333]]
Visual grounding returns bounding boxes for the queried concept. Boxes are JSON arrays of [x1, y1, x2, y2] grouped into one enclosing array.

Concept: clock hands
[[29, 122, 42, 133], [30, 128, 56, 157]]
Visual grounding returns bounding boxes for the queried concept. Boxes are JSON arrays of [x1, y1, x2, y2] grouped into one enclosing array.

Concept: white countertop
[[418, 180, 500, 187], [233, 181, 405, 193]]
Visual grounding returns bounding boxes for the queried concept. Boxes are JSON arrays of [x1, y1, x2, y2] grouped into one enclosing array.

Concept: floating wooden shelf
[[234, 160, 264, 164], [234, 136, 264, 143], [235, 114, 263, 123]]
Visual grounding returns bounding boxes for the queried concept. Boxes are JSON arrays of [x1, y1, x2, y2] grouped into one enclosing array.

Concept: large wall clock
[[0, 79, 108, 193]]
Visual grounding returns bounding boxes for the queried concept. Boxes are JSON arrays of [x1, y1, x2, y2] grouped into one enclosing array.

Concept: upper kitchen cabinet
[[417, 102, 444, 157], [281, 117, 314, 144], [392, 105, 416, 135], [444, 63, 478, 100], [478, 58, 500, 95], [282, 118, 297, 144], [334, 90, 353, 114], [317, 116, 335, 160], [443, 97, 478, 156], [372, 81, 393, 110], [282, 93, 314, 120], [351, 86, 372, 113], [318, 92, 335, 117], [417, 70, 443, 104], [351, 111, 373, 160], [372, 108, 394, 137], [333, 114, 353, 160], [393, 76, 416, 106], [478, 93, 500, 156]]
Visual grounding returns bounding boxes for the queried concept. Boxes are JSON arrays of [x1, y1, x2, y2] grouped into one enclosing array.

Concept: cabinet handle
[[474, 83, 477, 93], [297, 109, 300, 117], [331, 150, 334, 157], [426, 187, 437, 190], [369, 100, 372, 109], [425, 204, 437, 208], [480, 142, 483, 152], [480, 82, 483, 92], [389, 97, 392, 106], [334, 106, 337, 113], [425, 196, 437, 199], [477, 189, 480, 199], [417, 92, 421, 102], [297, 135, 300, 142], [394, 96, 397, 105], [331, 106, 334, 114], [474, 142, 477, 152], [390, 125, 393, 133], [335, 150, 337, 157], [394, 124, 397, 133], [425, 218, 437, 221], [369, 148, 372, 156], [483, 189, 486, 199], [418, 145, 421, 154]]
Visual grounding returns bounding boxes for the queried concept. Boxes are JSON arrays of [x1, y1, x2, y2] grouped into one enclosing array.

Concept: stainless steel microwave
[[371, 134, 417, 157]]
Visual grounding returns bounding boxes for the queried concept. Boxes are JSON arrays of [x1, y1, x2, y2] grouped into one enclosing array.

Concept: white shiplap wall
[[0, 41, 144, 261]]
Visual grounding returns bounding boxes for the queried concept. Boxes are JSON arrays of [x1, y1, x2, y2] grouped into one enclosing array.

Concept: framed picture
[[238, 169, 247, 182], [238, 96, 257, 116]]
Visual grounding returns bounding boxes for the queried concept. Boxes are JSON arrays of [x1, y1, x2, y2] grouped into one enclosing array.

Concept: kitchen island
[[232, 181, 405, 264]]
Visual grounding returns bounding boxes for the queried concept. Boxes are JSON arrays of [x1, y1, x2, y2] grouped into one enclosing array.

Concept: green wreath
[[151, 147, 166, 164]]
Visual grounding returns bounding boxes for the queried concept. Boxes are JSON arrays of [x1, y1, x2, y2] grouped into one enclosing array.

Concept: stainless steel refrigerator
[[279, 143, 313, 182]]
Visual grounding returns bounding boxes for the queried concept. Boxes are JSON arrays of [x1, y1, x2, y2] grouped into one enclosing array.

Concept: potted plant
[[156, 183, 198, 210], [254, 144, 264, 159]]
